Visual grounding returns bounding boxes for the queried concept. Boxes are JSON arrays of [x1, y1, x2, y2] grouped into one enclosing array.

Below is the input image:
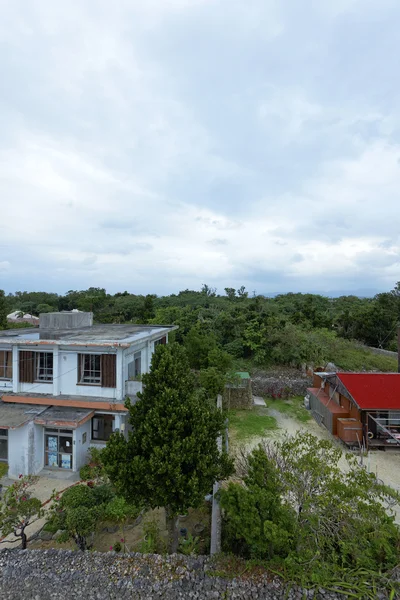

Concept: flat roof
[[34, 406, 94, 428], [0, 402, 49, 429], [0, 324, 178, 347]]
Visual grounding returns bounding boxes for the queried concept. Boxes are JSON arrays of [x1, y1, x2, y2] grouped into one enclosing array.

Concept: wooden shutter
[[19, 351, 34, 383], [101, 354, 116, 388]]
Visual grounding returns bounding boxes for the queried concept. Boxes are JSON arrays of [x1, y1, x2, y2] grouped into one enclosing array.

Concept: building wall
[[73, 420, 91, 472], [0, 332, 169, 401], [58, 350, 118, 399], [8, 422, 44, 478]]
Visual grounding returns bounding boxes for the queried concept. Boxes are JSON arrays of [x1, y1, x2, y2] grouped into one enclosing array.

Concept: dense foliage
[[50, 482, 136, 552], [102, 343, 233, 551], [220, 433, 400, 585], [3, 283, 399, 372]]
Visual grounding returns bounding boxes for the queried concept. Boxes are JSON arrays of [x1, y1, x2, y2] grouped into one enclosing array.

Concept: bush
[[79, 465, 93, 481], [60, 485, 96, 510], [92, 484, 115, 506], [42, 520, 60, 534]]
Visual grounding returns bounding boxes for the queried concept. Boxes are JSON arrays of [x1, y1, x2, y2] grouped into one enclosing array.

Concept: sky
[[1, 0, 400, 297]]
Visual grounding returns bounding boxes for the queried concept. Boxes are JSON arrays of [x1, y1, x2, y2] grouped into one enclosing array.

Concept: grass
[[228, 408, 277, 441], [267, 396, 311, 423], [331, 342, 397, 372]]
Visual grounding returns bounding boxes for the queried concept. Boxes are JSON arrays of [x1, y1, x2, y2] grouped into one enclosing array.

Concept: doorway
[[45, 428, 73, 469]]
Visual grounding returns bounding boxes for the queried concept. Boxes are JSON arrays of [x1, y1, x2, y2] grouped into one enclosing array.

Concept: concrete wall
[[39, 312, 93, 330], [1, 333, 169, 400], [8, 422, 44, 478], [58, 350, 118, 398], [74, 420, 91, 472]]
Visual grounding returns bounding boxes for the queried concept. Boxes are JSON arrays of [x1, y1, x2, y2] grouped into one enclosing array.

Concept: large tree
[[102, 343, 233, 551]]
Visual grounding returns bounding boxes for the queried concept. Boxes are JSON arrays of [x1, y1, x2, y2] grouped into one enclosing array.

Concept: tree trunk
[[165, 506, 179, 553], [21, 530, 27, 550], [75, 534, 86, 552]]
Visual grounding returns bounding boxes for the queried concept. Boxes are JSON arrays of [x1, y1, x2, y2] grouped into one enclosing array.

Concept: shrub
[[60, 485, 96, 510], [79, 465, 93, 481], [92, 484, 115, 506]]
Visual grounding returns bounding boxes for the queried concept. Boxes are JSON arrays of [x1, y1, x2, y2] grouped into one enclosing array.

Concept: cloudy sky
[[1, 0, 400, 297]]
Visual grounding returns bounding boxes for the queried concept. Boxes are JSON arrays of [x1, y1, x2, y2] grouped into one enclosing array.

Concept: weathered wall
[[0, 549, 363, 600], [252, 368, 312, 397], [8, 422, 45, 478], [73, 419, 91, 471], [223, 380, 252, 410]]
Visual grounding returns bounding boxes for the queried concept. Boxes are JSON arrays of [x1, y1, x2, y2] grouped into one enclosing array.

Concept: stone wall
[[251, 368, 312, 398], [0, 549, 369, 600], [222, 379, 252, 410]]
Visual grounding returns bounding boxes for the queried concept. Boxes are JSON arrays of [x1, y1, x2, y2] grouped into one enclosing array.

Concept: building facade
[[0, 312, 177, 477]]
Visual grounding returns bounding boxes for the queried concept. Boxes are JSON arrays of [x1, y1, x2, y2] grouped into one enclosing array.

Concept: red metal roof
[[337, 373, 400, 410]]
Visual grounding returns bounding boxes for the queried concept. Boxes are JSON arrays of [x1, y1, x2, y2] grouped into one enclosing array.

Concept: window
[[128, 351, 142, 379], [0, 429, 7, 462], [92, 414, 115, 441], [134, 352, 141, 377], [78, 354, 101, 385], [0, 351, 12, 380], [154, 337, 167, 348], [35, 352, 53, 382], [82, 432, 87, 444]]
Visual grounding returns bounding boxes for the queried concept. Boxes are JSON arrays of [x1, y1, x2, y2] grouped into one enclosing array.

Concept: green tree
[[224, 433, 400, 578], [51, 484, 106, 551], [0, 476, 42, 549], [102, 343, 233, 551], [220, 447, 296, 559], [184, 325, 217, 369], [199, 367, 226, 399], [138, 294, 156, 323], [224, 287, 236, 300], [36, 303, 54, 314], [0, 290, 7, 329]]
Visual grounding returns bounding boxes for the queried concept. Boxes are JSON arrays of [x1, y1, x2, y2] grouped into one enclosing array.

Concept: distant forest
[[3, 283, 400, 373]]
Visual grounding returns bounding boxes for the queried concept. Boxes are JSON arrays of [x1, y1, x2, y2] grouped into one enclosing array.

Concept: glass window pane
[[0, 438, 7, 460]]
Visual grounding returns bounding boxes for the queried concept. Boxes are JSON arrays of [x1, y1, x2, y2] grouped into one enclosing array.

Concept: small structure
[[222, 372, 252, 410], [7, 311, 39, 327], [307, 372, 400, 450]]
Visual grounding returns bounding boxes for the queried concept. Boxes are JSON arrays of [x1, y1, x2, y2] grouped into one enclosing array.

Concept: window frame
[[78, 354, 101, 386], [34, 352, 53, 383], [0, 428, 8, 462], [133, 351, 141, 378], [0, 350, 12, 380], [91, 414, 115, 442]]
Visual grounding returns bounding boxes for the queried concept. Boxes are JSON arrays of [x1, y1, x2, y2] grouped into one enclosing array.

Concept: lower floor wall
[[5, 411, 129, 478]]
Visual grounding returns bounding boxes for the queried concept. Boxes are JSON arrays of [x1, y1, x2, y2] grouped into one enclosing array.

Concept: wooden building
[[307, 373, 400, 449]]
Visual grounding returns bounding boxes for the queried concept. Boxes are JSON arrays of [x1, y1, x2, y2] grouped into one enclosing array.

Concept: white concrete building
[[0, 312, 177, 478]]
